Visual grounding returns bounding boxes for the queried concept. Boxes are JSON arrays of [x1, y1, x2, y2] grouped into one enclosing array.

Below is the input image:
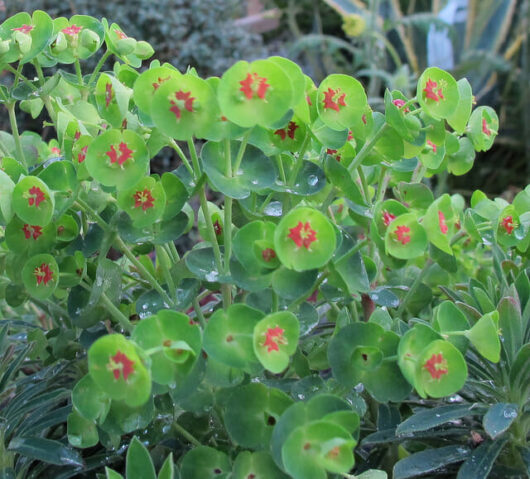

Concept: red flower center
[[501, 216, 515, 234], [274, 121, 299, 141], [326, 148, 341, 162], [169, 90, 195, 119], [288, 221, 317, 249], [262, 248, 276, 262], [392, 98, 410, 113], [382, 210, 396, 227], [423, 353, 448, 380], [213, 219, 223, 236], [482, 118, 492, 136], [322, 87, 347, 112], [306, 95, 312, 106], [395, 225, 411, 245], [27, 186, 46, 207], [264, 326, 286, 352], [152, 76, 171, 91], [423, 78, 444, 102], [106, 141, 133, 167], [78, 145, 88, 163], [34, 263, 53, 286], [347, 130, 354, 141], [133, 189, 155, 211], [239, 72, 270, 100], [105, 83, 113, 108], [23, 224, 43, 240], [114, 29, 127, 40], [426, 139, 437, 154], [438, 210, 448, 234], [108, 350, 135, 381], [51, 147, 61, 155], [74, 130, 81, 141], [12, 24, 34, 34], [62, 24, 83, 36]]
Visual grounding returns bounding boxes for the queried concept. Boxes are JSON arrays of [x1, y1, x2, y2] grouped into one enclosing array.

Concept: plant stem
[[396, 259, 433, 316], [288, 271, 328, 311], [5, 64, 37, 91], [169, 139, 194, 177], [173, 422, 202, 447], [233, 129, 251, 173], [287, 132, 310, 185], [88, 49, 111, 85], [222, 138, 233, 308], [347, 123, 389, 174], [375, 165, 389, 203], [357, 166, 370, 205], [192, 298, 207, 329], [33, 59, 57, 127], [7, 102, 27, 169], [156, 244, 176, 300]]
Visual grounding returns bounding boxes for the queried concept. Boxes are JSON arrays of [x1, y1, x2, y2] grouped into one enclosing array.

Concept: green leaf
[[457, 438, 508, 479], [232, 451, 289, 479], [126, 437, 156, 479], [67, 410, 99, 448], [106, 468, 124, 479], [416, 67, 459, 120], [180, 446, 231, 479], [384, 213, 428, 260], [72, 374, 111, 423], [447, 78, 473, 134], [497, 297, 523, 362], [393, 445, 470, 479], [157, 453, 175, 479], [483, 403, 518, 439], [465, 311, 501, 363], [7, 437, 83, 467]]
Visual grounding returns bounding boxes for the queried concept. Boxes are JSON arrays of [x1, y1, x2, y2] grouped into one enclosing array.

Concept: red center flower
[[114, 29, 127, 40], [34, 263, 53, 286], [423, 78, 444, 102], [78, 145, 88, 163], [347, 130, 354, 141], [133, 189, 155, 211], [169, 90, 195, 119], [50, 147, 61, 155], [306, 95, 312, 106], [501, 216, 515, 234], [239, 72, 270, 100], [23, 224, 43, 240], [12, 24, 34, 34], [322, 87, 347, 112], [395, 225, 411, 245], [392, 98, 410, 113], [27, 186, 46, 207], [326, 148, 341, 162], [482, 118, 492, 136], [274, 121, 299, 141], [152, 76, 171, 91], [262, 248, 276, 262], [105, 83, 113, 108], [108, 350, 135, 381], [74, 130, 81, 141], [438, 210, 448, 234], [62, 24, 83, 36], [426, 139, 437, 153], [382, 210, 396, 227], [106, 141, 134, 167], [213, 219, 223, 236], [288, 221, 317, 249], [264, 326, 286, 352], [423, 353, 448, 380]]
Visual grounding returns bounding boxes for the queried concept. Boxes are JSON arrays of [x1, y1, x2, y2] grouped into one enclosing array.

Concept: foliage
[[0, 9, 528, 479]]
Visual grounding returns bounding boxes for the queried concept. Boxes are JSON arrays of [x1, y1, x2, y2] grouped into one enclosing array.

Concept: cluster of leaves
[[0, 9, 528, 479]]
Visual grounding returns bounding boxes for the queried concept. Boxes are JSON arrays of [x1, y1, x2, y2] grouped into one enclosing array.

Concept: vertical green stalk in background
[[7, 102, 26, 169]]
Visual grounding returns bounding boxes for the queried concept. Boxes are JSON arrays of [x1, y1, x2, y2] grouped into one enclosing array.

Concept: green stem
[[5, 64, 37, 91], [287, 132, 310, 185], [450, 230, 467, 246], [7, 102, 26, 169], [33, 59, 57, 127], [272, 290, 279, 312], [375, 165, 389, 203], [288, 271, 328, 311], [357, 166, 370, 205], [168, 241, 180, 262], [336, 238, 368, 263], [396, 259, 433, 316], [276, 154, 289, 213], [74, 58, 83, 86], [169, 139, 194, 177], [88, 49, 111, 85], [222, 138, 233, 308], [411, 161, 426, 183], [13, 62, 22, 87], [155, 244, 176, 299], [233, 129, 252, 173], [192, 298, 207, 329], [347, 123, 389, 174], [173, 422, 202, 447]]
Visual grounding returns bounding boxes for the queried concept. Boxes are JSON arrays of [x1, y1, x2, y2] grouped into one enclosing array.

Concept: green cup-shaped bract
[[117, 176, 166, 228], [22, 253, 59, 300], [12, 176, 54, 226], [417, 67, 459, 120]]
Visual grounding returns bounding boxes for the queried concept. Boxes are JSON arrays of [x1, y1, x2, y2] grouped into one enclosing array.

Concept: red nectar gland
[[114, 29, 128, 40], [78, 145, 88, 163], [382, 210, 396, 227], [423, 78, 445, 102], [392, 98, 410, 113], [27, 186, 46, 207], [169, 90, 195, 119], [423, 353, 448, 380], [239, 72, 270, 100], [12, 24, 34, 34], [62, 24, 83, 36], [501, 216, 515, 235], [133, 189, 155, 211], [274, 121, 299, 141], [23, 224, 43, 240], [395, 225, 411, 245], [213, 219, 223, 236], [264, 326, 286, 353], [105, 83, 113, 108], [262, 248, 276, 262], [152, 76, 171, 91], [426, 139, 437, 154], [288, 221, 317, 249], [322, 87, 347, 112], [438, 210, 449, 234], [108, 350, 135, 381], [34, 263, 53, 286], [482, 118, 492, 136], [106, 142, 134, 167]]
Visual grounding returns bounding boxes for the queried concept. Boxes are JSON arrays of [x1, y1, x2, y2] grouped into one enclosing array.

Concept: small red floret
[[264, 326, 285, 352], [423, 78, 444, 102], [27, 186, 46, 207], [306, 95, 312, 106], [23, 224, 42, 240], [213, 219, 223, 236], [262, 248, 276, 262], [78, 145, 88, 163], [427, 139, 437, 153], [323, 87, 347, 112], [110, 350, 135, 381], [62, 24, 83, 36], [274, 128, 286, 140], [347, 130, 354, 141], [482, 118, 492, 136], [169, 90, 195, 119], [501, 216, 515, 234], [50, 147, 61, 155], [326, 148, 341, 162], [392, 98, 410, 113], [423, 353, 448, 380], [382, 210, 396, 227], [34, 263, 53, 286], [438, 210, 448, 234], [12, 24, 34, 34], [395, 225, 411, 245], [133, 189, 155, 211], [152, 76, 170, 91], [105, 83, 113, 108], [288, 221, 317, 249], [74, 130, 81, 141], [239, 72, 270, 100], [114, 29, 127, 40]]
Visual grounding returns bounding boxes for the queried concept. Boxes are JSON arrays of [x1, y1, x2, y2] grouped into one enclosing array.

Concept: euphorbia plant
[[0, 10, 528, 479]]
